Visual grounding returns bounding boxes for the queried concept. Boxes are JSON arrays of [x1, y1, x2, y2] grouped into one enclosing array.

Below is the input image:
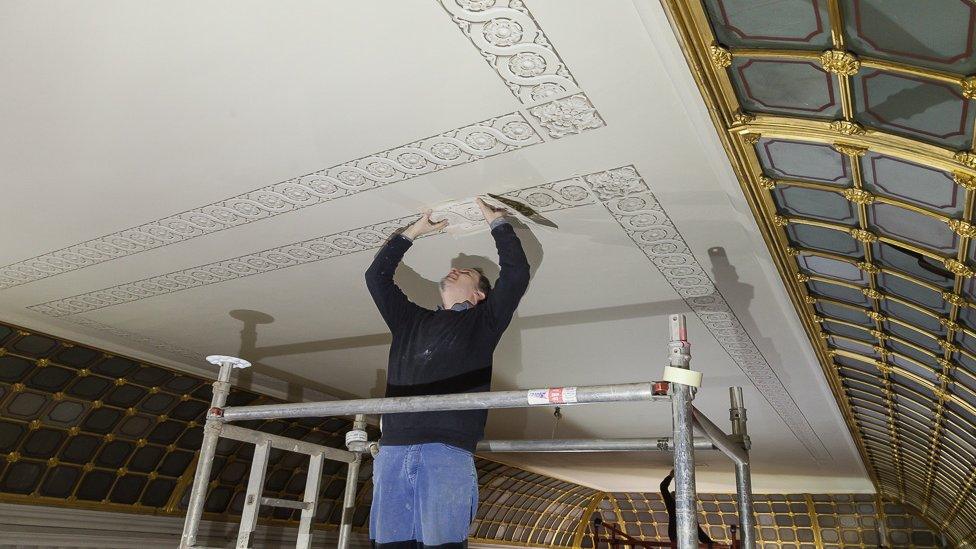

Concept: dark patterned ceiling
[[661, 0, 976, 546], [0, 319, 603, 546]]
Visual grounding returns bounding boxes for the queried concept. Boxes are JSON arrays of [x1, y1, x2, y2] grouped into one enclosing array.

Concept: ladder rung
[[260, 496, 311, 510]]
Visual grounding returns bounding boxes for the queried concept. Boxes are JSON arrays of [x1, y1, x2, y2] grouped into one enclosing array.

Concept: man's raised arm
[[477, 199, 531, 333], [365, 211, 446, 328]]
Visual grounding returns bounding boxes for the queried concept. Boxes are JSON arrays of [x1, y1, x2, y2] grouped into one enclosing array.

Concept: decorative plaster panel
[[586, 167, 832, 462], [527, 94, 605, 138], [438, 0, 582, 105]]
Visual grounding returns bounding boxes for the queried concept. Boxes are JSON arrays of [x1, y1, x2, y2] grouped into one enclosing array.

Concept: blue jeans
[[369, 443, 479, 548]]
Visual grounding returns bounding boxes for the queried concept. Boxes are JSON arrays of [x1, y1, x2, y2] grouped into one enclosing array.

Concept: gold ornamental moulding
[[721, 46, 968, 90], [731, 117, 976, 178], [819, 50, 860, 76], [962, 76, 976, 100], [843, 188, 875, 205], [862, 288, 884, 300], [942, 292, 969, 308], [849, 228, 878, 243], [732, 110, 756, 125], [709, 44, 732, 68], [833, 142, 868, 157], [944, 259, 975, 278], [858, 261, 880, 274], [938, 340, 961, 353], [939, 318, 962, 332], [947, 219, 976, 239], [866, 311, 886, 322], [829, 120, 865, 136], [954, 171, 976, 191]]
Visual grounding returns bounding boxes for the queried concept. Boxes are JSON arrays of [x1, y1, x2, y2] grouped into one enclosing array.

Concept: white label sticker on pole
[[345, 430, 368, 445], [662, 366, 703, 388], [527, 387, 578, 405]]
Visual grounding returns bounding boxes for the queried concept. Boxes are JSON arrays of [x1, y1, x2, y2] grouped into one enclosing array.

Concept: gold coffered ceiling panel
[[660, 0, 976, 545]]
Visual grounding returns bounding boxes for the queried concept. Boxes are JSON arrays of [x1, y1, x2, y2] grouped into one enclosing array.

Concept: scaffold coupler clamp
[[207, 407, 224, 418]]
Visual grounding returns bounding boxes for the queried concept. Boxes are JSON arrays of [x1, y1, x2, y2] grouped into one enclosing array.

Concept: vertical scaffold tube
[[669, 314, 698, 549], [730, 386, 755, 549], [338, 414, 366, 549], [735, 462, 755, 549], [180, 356, 250, 549]]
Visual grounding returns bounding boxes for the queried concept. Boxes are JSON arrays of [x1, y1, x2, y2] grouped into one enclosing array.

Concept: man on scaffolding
[[365, 197, 531, 548]]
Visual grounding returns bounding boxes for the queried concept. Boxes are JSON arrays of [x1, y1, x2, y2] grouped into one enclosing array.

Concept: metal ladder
[[178, 356, 367, 549]]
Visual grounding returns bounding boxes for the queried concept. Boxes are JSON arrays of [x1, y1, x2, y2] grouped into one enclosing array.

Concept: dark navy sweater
[[364, 222, 530, 452]]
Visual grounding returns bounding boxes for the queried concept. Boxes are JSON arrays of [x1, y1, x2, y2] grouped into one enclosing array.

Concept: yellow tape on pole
[[662, 366, 703, 388]]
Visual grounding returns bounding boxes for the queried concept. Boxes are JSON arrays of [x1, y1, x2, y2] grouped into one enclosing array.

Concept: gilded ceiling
[[659, 0, 976, 545]]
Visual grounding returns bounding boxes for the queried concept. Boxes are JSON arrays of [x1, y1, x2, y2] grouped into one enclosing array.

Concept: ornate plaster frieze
[[438, 0, 582, 105], [585, 166, 832, 462], [0, 113, 542, 291], [30, 178, 597, 318]]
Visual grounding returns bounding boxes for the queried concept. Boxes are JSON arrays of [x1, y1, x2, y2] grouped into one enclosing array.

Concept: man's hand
[[477, 197, 507, 224], [402, 210, 448, 240]]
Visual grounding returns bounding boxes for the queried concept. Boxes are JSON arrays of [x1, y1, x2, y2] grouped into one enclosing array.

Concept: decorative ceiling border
[[28, 178, 599, 317], [0, 112, 539, 290], [0, 0, 605, 291], [31, 165, 830, 461], [437, 0, 582, 106], [585, 167, 831, 462]]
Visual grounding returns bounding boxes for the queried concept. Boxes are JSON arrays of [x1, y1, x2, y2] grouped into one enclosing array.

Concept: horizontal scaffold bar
[[220, 382, 667, 422], [476, 438, 717, 452], [220, 424, 357, 463]]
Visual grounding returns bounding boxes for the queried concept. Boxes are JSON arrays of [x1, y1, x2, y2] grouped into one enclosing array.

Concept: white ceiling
[[0, 0, 871, 493]]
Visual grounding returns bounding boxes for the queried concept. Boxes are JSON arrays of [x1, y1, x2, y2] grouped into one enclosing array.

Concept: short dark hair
[[471, 267, 492, 297]]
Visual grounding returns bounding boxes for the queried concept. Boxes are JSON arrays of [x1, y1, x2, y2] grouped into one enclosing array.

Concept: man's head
[[440, 267, 491, 308]]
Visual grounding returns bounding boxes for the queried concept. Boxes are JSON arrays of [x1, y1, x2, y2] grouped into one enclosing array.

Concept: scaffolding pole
[[179, 356, 250, 549], [730, 386, 755, 549], [475, 437, 716, 452], [668, 314, 698, 549], [219, 382, 668, 422], [337, 414, 366, 549]]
